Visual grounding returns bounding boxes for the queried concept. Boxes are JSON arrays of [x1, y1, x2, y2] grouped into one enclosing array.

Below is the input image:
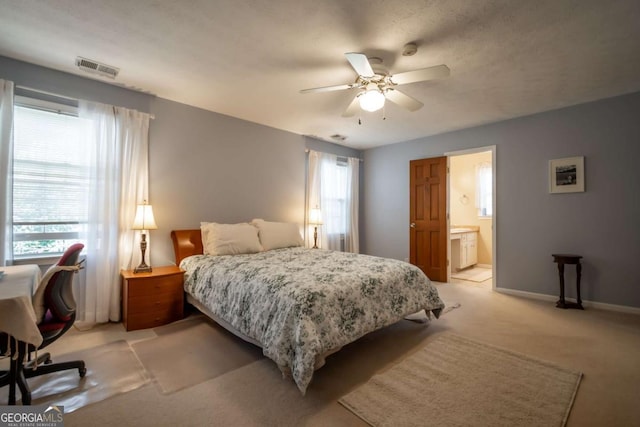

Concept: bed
[[171, 223, 445, 394]]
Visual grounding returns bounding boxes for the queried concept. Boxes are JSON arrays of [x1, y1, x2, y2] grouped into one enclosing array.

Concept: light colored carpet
[[0, 340, 149, 412], [131, 315, 264, 394], [339, 333, 582, 427], [61, 283, 640, 427], [451, 267, 493, 282]]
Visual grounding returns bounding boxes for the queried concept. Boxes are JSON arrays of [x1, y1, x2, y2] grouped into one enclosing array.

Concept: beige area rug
[[339, 333, 582, 427], [131, 315, 264, 394], [451, 267, 493, 282], [0, 340, 149, 412]]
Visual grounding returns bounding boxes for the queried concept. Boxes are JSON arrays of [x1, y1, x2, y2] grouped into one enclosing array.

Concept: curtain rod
[[305, 149, 364, 162], [16, 85, 77, 102], [16, 85, 155, 119]]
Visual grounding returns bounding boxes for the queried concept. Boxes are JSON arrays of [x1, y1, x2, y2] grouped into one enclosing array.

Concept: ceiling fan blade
[[385, 88, 424, 112], [341, 95, 361, 117], [345, 52, 375, 78], [390, 64, 450, 85], [300, 83, 355, 94]]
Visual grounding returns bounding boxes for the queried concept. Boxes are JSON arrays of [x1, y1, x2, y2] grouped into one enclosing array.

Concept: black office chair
[[0, 243, 86, 405]]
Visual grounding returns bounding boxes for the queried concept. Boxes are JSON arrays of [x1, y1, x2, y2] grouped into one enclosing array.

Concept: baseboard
[[476, 263, 492, 269], [494, 287, 640, 315]]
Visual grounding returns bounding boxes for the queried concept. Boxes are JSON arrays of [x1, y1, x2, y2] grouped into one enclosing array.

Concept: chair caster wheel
[[79, 367, 87, 378]]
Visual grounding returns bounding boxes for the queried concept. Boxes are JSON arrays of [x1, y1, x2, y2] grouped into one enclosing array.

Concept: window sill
[[11, 255, 64, 266]]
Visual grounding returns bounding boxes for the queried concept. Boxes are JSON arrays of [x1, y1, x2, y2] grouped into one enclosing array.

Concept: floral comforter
[[181, 247, 444, 394]]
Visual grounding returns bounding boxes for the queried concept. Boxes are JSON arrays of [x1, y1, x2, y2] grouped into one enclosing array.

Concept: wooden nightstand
[[121, 266, 185, 331]]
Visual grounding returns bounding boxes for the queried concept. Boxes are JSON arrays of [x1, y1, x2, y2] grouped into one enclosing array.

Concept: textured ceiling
[[1, 0, 639, 149]]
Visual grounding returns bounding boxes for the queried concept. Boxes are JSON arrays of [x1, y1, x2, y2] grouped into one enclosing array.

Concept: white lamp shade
[[358, 89, 385, 112], [309, 208, 323, 225], [132, 204, 158, 230]]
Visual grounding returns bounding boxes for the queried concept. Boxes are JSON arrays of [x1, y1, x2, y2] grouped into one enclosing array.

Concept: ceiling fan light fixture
[[358, 89, 385, 112]]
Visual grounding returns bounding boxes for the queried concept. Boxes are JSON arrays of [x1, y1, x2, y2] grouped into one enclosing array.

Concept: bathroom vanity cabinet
[[451, 229, 478, 271]]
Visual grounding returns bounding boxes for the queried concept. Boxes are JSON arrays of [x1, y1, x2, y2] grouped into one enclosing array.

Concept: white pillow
[[251, 219, 303, 251], [200, 222, 262, 256]]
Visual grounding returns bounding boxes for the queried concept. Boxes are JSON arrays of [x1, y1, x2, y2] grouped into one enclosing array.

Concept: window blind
[[13, 103, 89, 257], [320, 159, 348, 236]]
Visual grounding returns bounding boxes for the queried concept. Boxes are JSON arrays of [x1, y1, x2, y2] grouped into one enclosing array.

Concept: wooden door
[[410, 157, 448, 282]]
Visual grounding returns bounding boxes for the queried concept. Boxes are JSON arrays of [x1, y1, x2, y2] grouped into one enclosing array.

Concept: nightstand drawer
[[126, 274, 183, 297], [127, 291, 183, 314], [126, 307, 183, 331]]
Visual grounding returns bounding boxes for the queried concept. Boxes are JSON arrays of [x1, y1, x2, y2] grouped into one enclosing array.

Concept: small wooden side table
[[121, 266, 185, 331], [552, 254, 583, 310]]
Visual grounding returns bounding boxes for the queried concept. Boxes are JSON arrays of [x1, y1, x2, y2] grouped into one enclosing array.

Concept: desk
[[0, 265, 43, 404], [0, 265, 43, 347]]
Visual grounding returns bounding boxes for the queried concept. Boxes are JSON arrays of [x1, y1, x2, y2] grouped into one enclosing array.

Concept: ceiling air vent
[[75, 56, 119, 79], [330, 134, 347, 141]]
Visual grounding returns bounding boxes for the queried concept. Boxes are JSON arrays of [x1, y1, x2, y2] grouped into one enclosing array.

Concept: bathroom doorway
[[447, 147, 495, 289]]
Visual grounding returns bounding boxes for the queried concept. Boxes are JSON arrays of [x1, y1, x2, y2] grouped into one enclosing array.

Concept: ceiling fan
[[300, 52, 450, 117]]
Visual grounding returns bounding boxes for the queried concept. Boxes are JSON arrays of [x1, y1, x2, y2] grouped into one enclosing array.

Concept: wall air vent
[[75, 57, 119, 79]]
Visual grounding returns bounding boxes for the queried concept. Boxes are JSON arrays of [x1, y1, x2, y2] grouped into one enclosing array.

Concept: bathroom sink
[[450, 228, 473, 233]]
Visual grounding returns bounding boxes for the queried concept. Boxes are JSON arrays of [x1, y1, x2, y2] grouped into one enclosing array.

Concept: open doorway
[[447, 147, 496, 290]]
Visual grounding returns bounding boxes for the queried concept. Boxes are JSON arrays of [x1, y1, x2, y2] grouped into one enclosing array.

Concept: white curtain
[[346, 156, 359, 252], [306, 150, 359, 253], [0, 79, 14, 266], [78, 101, 150, 324]]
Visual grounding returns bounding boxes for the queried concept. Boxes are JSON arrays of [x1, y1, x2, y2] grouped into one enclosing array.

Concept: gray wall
[[0, 56, 153, 113], [363, 92, 640, 308], [148, 98, 361, 265], [5, 55, 638, 308], [0, 56, 361, 268]]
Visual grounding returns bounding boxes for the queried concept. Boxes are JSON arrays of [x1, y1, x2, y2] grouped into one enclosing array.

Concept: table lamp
[[309, 208, 323, 249], [132, 202, 158, 273]]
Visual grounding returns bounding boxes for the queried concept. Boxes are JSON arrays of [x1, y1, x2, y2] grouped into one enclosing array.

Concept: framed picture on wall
[[549, 156, 585, 193]]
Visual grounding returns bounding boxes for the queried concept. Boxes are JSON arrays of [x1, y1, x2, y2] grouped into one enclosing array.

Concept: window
[[307, 150, 359, 253], [12, 97, 89, 258], [476, 162, 492, 218], [320, 157, 348, 238]]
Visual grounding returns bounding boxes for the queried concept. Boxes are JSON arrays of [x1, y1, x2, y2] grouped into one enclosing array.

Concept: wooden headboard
[[170, 229, 203, 265]]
